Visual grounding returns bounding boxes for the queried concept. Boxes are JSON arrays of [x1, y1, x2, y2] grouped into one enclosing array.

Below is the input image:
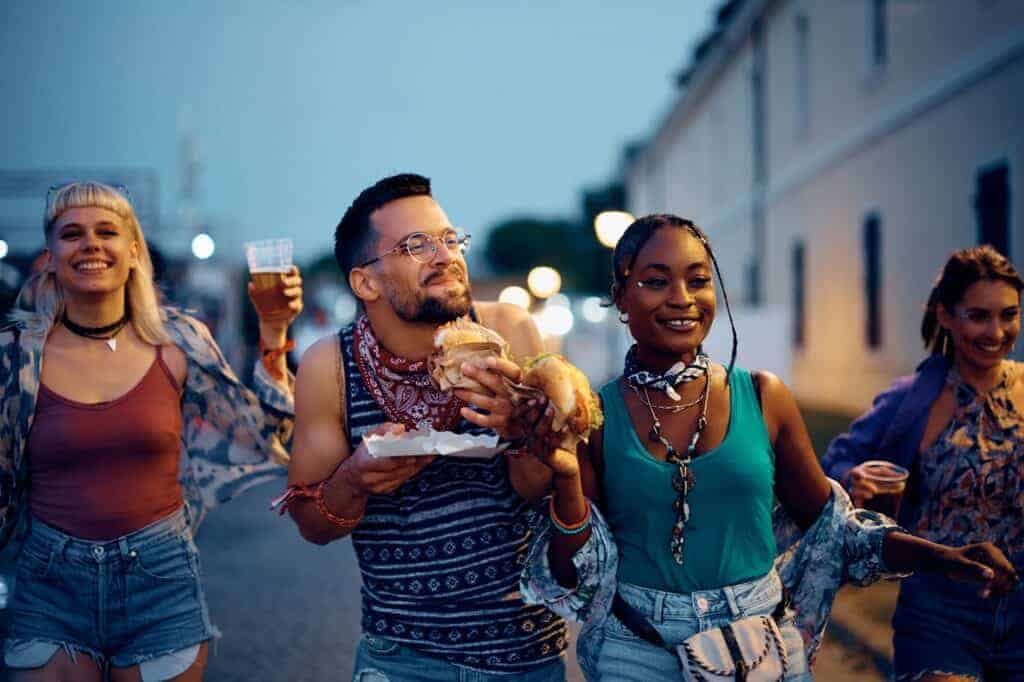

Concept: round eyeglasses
[[360, 230, 471, 267]]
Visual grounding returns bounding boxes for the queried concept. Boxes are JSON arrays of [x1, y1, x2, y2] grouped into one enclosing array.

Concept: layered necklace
[[624, 345, 711, 565], [61, 311, 128, 352]]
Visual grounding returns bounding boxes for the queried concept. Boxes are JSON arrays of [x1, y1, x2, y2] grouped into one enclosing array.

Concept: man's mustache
[[422, 266, 466, 286]]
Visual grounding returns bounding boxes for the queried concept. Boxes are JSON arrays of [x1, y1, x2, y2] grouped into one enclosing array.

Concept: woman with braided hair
[[502, 215, 1018, 681]]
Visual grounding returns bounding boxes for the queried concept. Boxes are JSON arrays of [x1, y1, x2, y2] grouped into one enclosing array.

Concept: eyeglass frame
[[359, 228, 471, 267]]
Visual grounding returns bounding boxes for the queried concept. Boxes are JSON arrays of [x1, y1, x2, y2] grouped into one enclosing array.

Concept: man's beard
[[385, 275, 473, 324]]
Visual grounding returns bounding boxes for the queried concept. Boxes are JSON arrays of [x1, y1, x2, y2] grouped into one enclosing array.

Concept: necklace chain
[[640, 368, 712, 565]]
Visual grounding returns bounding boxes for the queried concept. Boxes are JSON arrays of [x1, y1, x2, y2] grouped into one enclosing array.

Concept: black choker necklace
[[61, 311, 128, 351]]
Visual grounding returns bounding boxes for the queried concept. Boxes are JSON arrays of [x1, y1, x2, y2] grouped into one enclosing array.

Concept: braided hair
[[610, 214, 738, 382]]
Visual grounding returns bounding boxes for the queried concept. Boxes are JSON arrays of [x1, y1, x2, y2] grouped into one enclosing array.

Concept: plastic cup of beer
[[860, 460, 909, 519], [245, 238, 293, 317]]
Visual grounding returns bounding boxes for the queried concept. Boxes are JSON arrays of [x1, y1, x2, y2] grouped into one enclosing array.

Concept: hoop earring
[[618, 312, 629, 324]]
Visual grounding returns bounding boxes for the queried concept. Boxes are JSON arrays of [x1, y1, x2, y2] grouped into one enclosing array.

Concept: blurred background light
[[191, 233, 215, 260], [527, 266, 561, 299], [0, 239, 8, 260], [594, 210, 635, 249], [498, 285, 532, 310], [333, 292, 357, 322], [534, 302, 574, 336], [581, 296, 609, 323]]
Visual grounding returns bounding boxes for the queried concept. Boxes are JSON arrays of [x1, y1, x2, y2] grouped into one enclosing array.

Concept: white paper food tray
[[363, 428, 508, 459]]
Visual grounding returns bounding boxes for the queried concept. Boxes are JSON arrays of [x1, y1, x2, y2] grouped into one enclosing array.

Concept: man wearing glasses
[[283, 174, 565, 680]]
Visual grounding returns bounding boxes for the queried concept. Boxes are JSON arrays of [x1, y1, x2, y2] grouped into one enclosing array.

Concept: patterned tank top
[[339, 318, 566, 673], [911, 362, 1024, 564]]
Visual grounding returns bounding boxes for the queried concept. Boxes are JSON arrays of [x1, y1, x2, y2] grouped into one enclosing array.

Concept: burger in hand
[[516, 353, 603, 451], [429, 317, 512, 393]]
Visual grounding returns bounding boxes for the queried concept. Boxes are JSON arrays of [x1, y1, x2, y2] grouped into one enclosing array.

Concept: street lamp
[[498, 285, 532, 310], [527, 266, 561, 299], [594, 210, 635, 249]]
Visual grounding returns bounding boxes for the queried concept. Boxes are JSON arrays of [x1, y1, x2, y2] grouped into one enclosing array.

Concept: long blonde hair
[[9, 181, 171, 345]]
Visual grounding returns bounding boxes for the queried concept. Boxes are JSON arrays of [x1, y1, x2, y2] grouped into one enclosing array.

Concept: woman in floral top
[[0, 182, 301, 681], [823, 245, 1024, 682], [500, 216, 1018, 681]]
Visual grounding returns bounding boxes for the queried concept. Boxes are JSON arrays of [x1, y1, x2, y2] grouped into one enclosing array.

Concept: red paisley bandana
[[352, 314, 465, 431]]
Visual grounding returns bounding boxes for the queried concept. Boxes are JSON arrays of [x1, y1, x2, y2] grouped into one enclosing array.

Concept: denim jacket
[[520, 480, 905, 681], [820, 354, 949, 527], [0, 307, 295, 547]]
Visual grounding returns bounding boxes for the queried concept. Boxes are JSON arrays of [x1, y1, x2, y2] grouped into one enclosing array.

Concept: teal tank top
[[599, 367, 776, 593]]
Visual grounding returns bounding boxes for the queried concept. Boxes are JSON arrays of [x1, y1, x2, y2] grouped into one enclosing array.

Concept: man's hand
[[339, 423, 436, 496], [454, 357, 523, 440]]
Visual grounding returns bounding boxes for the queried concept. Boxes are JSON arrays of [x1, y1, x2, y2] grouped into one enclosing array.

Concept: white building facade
[[626, 0, 1024, 413]]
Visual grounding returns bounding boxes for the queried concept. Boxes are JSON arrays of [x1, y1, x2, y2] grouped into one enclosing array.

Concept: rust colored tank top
[[27, 346, 185, 540]]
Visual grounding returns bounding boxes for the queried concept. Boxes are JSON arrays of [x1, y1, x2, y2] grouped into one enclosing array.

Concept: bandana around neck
[[352, 314, 465, 431], [623, 344, 711, 401]]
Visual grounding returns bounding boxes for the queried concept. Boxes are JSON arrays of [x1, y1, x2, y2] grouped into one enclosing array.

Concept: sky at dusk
[[2, 0, 717, 264]]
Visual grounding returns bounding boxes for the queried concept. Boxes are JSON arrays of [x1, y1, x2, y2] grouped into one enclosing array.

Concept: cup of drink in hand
[[245, 238, 293, 318], [859, 460, 909, 519]]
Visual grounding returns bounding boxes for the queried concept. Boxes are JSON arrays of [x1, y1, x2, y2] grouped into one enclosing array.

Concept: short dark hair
[[334, 173, 433, 282], [922, 244, 1024, 358]]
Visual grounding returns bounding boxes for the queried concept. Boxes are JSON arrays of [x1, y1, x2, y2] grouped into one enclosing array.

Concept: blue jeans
[[4, 507, 218, 670], [893, 570, 1024, 681], [597, 571, 811, 681], [352, 635, 566, 681]]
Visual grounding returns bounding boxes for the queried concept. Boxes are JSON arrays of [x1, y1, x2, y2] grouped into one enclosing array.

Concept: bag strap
[[720, 624, 749, 681], [611, 582, 791, 653], [611, 592, 672, 652]]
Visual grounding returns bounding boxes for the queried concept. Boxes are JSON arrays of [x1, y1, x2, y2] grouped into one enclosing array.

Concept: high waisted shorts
[[4, 507, 218, 680]]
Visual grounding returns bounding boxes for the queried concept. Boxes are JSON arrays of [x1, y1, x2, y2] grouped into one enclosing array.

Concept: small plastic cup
[[245, 239, 293, 316], [859, 460, 909, 519]]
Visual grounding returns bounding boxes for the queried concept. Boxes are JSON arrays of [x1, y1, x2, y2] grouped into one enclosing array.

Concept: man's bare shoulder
[[300, 334, 339, 367]]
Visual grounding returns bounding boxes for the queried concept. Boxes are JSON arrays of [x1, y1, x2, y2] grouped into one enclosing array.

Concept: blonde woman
[[0, 182, 301, 681]]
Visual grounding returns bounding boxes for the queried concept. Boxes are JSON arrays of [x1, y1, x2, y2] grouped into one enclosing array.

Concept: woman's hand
[[249, 265, 303, 346], [927, 541, 1020, 598], [845, 462, 882, 506]]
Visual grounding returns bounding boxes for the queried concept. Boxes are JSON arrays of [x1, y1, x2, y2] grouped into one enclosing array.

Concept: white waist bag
[[676, 614, 788, 682]]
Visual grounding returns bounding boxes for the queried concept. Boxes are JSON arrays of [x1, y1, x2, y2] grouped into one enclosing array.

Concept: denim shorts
[[4, 507, 218, 676], [352, 635, 566, 681], [893, 570, 1024, 681], [597, 571, 811, 681]]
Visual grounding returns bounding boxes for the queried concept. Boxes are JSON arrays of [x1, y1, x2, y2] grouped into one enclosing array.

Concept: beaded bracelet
[[549, 496, 592, 536], [270, 480, 364, 529]]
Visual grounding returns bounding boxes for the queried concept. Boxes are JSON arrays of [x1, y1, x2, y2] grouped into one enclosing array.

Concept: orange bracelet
[[259, 338, 295, 381], [549, 495, 591, 534], [270, 480, 364, 529]]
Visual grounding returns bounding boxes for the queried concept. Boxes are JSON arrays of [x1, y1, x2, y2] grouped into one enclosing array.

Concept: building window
[[792, 240, 805, 348], [795, 13, 810, 137], [868, 0, 888, 70], [975, 162, 1011, 256], [863, 213, 882, 349]]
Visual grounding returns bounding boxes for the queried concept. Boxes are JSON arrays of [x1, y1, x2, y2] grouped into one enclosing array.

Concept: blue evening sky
[[1, 1, 716, 262]]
